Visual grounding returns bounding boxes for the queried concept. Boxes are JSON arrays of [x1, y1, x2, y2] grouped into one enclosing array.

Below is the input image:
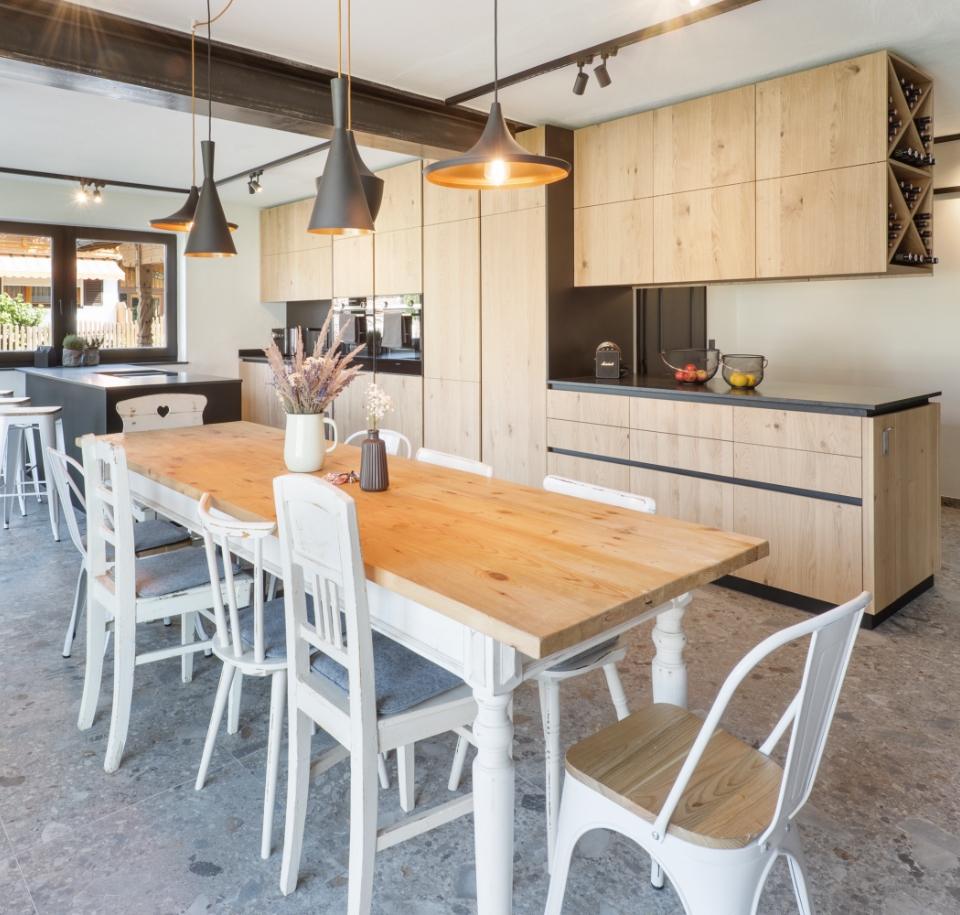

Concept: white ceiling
[[4, 0, 960, 206]]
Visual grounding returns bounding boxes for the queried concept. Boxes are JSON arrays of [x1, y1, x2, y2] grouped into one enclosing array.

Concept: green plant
[[63, 334, 86, 351], [85, 335, 105, 350], [0, 291, 44, 327]]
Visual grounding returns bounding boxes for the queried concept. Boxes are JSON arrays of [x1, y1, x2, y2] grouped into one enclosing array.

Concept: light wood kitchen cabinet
[[423, 218, 480, 382], [756, 164, 889, 279], [547, 389, 629, 427], [631, 466, 734, 531], [422, 161, 480, 225], [548, 452, 630, 491], [374, 373, 423, 452], [261, 247, 332, 303], [547, 418, 629, 461], [633, 431, 733, 477], [653, 85, 756, 196], [574, 198, 654, 287], [653, 182, 756, 283], [374, 226, 422, 295], [574, 110, 654, 207], [331, 371, 373, 442], [734, 442, 861, 499], [480, 127, 547, 217], [481, 205, 547, 486], [333, 235, 374, 298], [423, 378, 481, 460], [756, 52, 887, 181], [631, 397, 733, 441], [733, 406, 861, 456], [376, 161, 423, 233], [239, 360, 286, 430]]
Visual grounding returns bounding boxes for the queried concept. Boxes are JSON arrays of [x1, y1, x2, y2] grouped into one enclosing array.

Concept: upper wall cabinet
[[756, 53, 887, 180], [574, 111, 654, 208], [481, 127, 547, 216], [333, 235, 374, 298], [423, 160, 480, 225], [653, 85, 756, 196], [373, 161, 424, 294], [376, 161, 423, 233], [260, 198, 331, 302]]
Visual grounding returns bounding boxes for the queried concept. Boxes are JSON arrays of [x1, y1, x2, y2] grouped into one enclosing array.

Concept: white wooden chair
[[345, 428, 412, 458], [274, 474, 477, 908], [545, 591, 871, 915], [78, 434, 253, 773], [194, 493, 285, 859], [415, 447, 493, 477], [116, 392, 207, 431], [46, 446, 193, 658]]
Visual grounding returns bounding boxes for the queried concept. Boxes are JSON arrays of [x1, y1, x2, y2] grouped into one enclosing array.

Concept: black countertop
[[19, 365, 239, 389], [549, 374, 941, 417]]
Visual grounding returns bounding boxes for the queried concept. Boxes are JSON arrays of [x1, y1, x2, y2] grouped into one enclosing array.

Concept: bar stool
[[0, 405, 63, 537]]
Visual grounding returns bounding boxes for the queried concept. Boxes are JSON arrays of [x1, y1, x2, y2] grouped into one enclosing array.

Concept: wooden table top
[[100, 422, 768, 659]]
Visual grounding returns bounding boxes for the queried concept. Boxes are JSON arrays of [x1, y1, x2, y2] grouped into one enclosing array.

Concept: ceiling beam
[[0, 0, 517, 159], [446, 0, 764, 106]]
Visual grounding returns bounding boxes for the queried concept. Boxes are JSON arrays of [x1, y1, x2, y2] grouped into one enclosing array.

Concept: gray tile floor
[[2, 501, 960, 915]]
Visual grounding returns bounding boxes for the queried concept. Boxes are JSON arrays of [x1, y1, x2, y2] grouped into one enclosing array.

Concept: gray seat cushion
[[548, 636, 620, 672], [134, 547, 235, 599], [79, 515, 190, 555], [233, 594, 315, 660], [311, 627, 463, 716]]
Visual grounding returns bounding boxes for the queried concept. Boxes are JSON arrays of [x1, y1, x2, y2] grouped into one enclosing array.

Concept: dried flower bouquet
[[364, 382, 393, 431]]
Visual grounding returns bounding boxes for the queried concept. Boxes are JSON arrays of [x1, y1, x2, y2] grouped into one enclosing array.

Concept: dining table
[[96, 420, 768, 915]]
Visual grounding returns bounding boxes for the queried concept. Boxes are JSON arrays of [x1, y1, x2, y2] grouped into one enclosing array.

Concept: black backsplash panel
[[637, 286, 707, 376]]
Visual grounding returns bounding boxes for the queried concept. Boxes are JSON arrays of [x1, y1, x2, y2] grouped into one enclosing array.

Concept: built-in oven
[[331, 294, 422, 375], [331, 297, 373, 372]]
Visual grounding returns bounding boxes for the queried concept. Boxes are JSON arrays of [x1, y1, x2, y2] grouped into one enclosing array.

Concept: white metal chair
[[545, 591, 870, 915], [1, 404, 63, 537], [78, 433, 253, 773], [194, 493, 285, 859], [415, 447, 494, 477], [345, 428, 412, 458], [46, 446, 193, 657], [274, 473, 477, 908], [116, 392, 207, 431]]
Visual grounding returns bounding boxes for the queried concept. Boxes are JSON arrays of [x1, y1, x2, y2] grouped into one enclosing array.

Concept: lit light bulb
[[484, 159, 510, 186], [93, 188, 102, 203], [76, 187, 88, 203]]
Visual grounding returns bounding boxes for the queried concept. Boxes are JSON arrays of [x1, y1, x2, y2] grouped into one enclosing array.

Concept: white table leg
[[651, 592, 690, 709], [472, 690, 515, 915]]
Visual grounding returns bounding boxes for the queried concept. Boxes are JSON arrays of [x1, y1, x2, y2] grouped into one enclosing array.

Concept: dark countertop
[[549, 374, 941, 417], [19, 365, 239, 390]]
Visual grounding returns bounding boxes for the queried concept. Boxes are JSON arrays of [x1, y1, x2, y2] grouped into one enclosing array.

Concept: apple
[[674, 370, 686, 383], [696, 369, 708, 381], [683, 370, 698, 383], [684, 363, 698, 372]]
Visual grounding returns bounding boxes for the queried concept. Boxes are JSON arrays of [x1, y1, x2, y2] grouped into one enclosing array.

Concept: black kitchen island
[[19, 365, 241, 463]]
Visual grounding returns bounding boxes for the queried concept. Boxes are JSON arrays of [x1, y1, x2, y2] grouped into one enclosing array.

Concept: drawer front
[[733, 408, 861, 457], [547, 389, 630, 427], [632, 431, 733, 477], [631, 467, 733, 530], [547, 418, 629, 461], [631, 397, 733, 441], [734, 442, 861, 498], [731, 487, 863, 604], [548, 452, 631, 492]]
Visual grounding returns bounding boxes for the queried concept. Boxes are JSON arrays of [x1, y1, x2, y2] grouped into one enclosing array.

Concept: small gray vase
[[359, 429, 389, 492]]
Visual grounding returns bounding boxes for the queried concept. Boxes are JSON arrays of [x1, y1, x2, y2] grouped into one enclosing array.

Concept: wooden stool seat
[[565, 703, 783, 850]]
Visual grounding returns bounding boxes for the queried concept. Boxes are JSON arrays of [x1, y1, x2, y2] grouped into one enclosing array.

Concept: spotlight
[[93, 182, 104, 203], [594, 54, 612, 88], [248, 171, 263, 194], [76, 180, 89, 203], [573, 63, 589, 96]]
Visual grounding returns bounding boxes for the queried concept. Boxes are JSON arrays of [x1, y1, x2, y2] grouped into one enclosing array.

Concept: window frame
[[0, 219, 179, 367]]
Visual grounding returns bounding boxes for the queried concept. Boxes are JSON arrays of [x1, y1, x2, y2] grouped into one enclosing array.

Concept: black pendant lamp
[[423, 0, 570, 190], [308, 0, 377, 235], [185, 0, 237, 257]]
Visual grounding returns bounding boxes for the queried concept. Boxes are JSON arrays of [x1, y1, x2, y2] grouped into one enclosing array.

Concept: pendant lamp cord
[[190, 30, 196, 185], [347, 0, 352, 129], [193, 0, 235, 146], [494, 0, 498, 102], [337, 0, 342, 77]]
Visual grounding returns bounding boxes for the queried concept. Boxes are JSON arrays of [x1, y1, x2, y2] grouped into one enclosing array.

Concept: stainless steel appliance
[[331, 294, 422, 375]]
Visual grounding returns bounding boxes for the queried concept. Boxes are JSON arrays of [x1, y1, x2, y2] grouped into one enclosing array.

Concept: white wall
[[0, 174, 283, 386], [708, 145, 960, 498]]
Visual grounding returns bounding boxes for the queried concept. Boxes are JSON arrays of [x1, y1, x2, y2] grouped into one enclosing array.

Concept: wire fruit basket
[[661, 348, 720, 384], [720, 354, 768, 389]]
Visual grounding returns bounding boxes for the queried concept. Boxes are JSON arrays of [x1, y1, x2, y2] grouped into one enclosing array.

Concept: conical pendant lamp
[[185, 0, 237, 257], [423, 0, 570, 190], [308, 0, 376, 235]]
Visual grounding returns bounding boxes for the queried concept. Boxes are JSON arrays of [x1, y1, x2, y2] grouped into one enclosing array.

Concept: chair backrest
[[80, 434, 136, 613], [198, 493, 276, 663], [345, 428, 412, 458], [116, 393, 207, 432], [274, 473, 377, 754], [46, 446, 87, 558], [651, 590, 870, 847], [416, 447, 493, 478], [543, 475, 656, 514]]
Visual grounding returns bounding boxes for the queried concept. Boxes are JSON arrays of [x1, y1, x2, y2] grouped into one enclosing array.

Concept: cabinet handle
[[882, 427, 892, 457]]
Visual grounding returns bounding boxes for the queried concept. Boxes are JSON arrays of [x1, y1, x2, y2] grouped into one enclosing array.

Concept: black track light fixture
[[93, 182, 104, 203], [594, 53, 612, 88], [248, 171, 263, 194], [573, 62, 589, 96]]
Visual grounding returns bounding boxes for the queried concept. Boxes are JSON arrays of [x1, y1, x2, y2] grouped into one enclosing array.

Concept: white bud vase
[[284, 413, 338, 473]]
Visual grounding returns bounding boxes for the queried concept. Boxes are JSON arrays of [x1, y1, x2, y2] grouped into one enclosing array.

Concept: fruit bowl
[[661, 348, 720, 384], [721, 354, 767, 389]]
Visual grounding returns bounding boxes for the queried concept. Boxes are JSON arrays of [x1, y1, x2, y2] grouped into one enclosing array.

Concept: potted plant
[[359, 383, 393, 492], [263, 310, 362, 473], [82, 334, 105, 366], [62, 334, 86, 367]]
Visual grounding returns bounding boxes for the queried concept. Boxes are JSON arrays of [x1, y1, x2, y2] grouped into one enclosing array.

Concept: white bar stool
[[0, 404, 63, 537]]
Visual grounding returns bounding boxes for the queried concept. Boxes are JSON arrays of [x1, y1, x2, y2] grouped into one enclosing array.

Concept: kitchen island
[[547, 375, 942, 625], [19, 365, 241, 464]]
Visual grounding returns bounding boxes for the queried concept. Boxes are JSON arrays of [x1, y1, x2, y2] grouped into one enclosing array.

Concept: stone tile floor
[[2, 501, 960, 914]]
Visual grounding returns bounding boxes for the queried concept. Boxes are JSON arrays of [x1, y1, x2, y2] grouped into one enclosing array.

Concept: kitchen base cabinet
[[239, 360, 286, 430], [332, 372, 373, 443], [548, 452, 630, 491], [630, 467, 733, 531], [424, 378, 481, 461], [374, 373, 423, 453]]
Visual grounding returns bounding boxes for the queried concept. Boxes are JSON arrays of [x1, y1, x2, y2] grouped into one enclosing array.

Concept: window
[[0, 220, 178, 366]]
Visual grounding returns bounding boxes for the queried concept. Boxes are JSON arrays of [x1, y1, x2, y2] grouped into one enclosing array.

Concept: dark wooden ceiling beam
[[0, 0, 511, 158]]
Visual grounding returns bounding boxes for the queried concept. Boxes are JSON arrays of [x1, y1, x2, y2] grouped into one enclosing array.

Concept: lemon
[[729, 372, 748, 387], [745, 373, 757, 386]]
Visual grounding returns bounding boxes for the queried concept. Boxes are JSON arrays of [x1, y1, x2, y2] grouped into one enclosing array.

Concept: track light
[[248, 171, 263, 195], [573, 62, 589, 96], [75, 180, 90, 203], [594, 54, 612, 88], [93, 182, 104, 203]]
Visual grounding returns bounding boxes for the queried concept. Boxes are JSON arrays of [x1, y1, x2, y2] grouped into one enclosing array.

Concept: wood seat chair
[[345, 428, 412, 458], [274, 474, 477, 909], [78, 433, 253, 773], [545, 591, 871, 915]]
